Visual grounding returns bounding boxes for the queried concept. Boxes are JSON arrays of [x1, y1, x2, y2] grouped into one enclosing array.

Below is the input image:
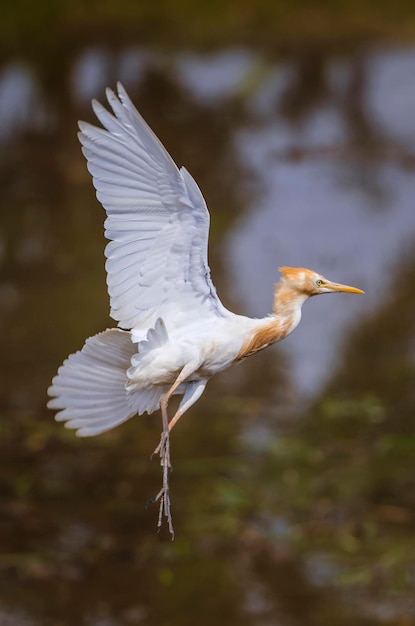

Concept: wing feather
[[78, 83, 229, 330]]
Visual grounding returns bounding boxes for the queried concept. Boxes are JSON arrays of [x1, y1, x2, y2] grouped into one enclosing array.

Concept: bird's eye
[[316, 279, 323, 287]]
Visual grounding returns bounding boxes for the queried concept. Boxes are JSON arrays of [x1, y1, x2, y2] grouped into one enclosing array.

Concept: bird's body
[[48, 84, 363, 536], [129, 312, 292, 384], [130, 316, 251, 385]]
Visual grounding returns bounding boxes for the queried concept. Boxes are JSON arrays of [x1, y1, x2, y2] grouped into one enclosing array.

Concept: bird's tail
[[47, 328, 138, 437]]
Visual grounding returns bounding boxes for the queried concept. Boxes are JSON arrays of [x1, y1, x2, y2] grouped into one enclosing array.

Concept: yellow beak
[[327, 281, 365, 295]]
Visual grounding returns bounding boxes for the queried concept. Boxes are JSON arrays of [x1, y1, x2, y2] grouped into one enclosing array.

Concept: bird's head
[[278, 267, 364, 297]]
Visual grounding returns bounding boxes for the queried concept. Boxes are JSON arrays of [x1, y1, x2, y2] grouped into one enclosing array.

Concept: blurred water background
[[1, 2, 415, 625]]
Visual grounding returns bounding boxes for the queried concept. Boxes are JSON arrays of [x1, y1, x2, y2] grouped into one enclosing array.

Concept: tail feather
[[56, 411, 137, 437], [48, 329, 137, 437], [48, 320, 178, 436], [127, 383, 175, 416]]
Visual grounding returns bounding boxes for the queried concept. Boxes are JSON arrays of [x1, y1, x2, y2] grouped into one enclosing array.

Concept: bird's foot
[[152, 485, 174, 539], [148, 429, 174, 539], [151, 430, 172, 470], [150, 435, 161, 459]]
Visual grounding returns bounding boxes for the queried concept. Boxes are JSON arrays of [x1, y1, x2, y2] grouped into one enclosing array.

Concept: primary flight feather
[[48, 83, 364, 537]]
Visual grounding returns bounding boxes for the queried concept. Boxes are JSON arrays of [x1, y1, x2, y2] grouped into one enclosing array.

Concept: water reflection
[[71, 48, 114, 103], [227, 47, 415, 394], [0, 65, 47, 141], [1, 40, 415, 626], [229, 130, 415, 393]]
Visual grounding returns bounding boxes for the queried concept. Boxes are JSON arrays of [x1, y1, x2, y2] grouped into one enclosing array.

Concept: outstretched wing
[[78, 83, 230, 331]]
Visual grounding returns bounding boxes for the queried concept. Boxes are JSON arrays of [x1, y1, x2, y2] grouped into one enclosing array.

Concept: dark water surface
[[1, 28, 415, 626]]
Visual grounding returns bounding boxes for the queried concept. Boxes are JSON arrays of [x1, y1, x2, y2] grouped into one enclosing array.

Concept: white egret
[[48, 83, 364, 537]]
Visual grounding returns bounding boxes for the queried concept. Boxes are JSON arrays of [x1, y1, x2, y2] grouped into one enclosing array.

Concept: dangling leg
[[152, 379, 208, 457], [168, 379, 207, 433], [148, 375, 183, 538], [149, 377, 207, 538]]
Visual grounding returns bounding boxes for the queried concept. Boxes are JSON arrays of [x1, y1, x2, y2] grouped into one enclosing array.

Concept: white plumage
[[48, 329, 136, 436], [48, 83, 364, 536], [79, 86, 228, 331]]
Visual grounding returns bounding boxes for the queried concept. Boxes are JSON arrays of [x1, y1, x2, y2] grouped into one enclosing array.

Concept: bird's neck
[[236, 282, 307, 361], [272, 281, 308, 328]]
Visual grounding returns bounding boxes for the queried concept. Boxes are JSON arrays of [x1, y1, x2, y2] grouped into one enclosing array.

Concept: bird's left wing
[[78, 83, 230, 331]]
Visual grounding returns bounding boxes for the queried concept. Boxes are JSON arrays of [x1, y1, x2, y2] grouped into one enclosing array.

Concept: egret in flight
[[48, 83, 364, 537]]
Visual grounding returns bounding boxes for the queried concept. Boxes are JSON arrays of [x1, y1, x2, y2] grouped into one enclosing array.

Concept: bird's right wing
[[78, 83, 230, 331]]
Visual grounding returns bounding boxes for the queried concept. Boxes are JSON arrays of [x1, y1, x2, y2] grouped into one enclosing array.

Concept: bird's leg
[[148, 379, 208, 537], [151, 378, 208, 476], [168, 379, 208, 432], [152, 379, 208, 454], [149, 368, 194, 538], [151, 383, 179, 462], [149, 391, 176, 538]]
